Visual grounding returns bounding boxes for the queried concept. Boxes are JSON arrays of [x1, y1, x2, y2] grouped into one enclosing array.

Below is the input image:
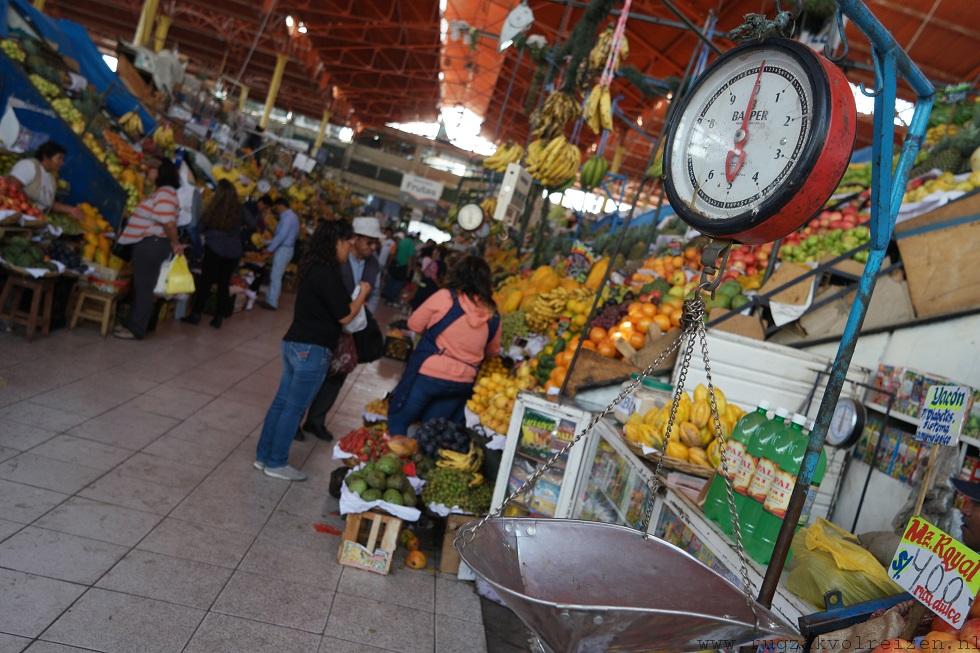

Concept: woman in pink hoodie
[[387, 256, 501, 437]]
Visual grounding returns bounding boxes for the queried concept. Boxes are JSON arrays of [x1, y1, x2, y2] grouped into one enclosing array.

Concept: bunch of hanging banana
[[119, 111, 143, 139], [583, 83, 614, 134], [480, 196, 497, 218], [525, 287, 570, 332], [483, 142, 525, 173], [530, 91, 579, 140], [525, 135, 581, 188], [588, 26, 629, 75], [580, 155, 610, 190], [436, 442, 484, 473]]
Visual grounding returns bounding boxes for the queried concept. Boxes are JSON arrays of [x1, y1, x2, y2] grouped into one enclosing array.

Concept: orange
[[641, 303, 657, 318], [555, 351, 574, 367], [673, 255, 684, 268], [629, 333, 646, 349], [581, 340, 597, 351], [549, 366, 567, 384], [628, 302, 643, 317], [589, 326, 608, 344], [653, 314, 671, 332], [617, 320, 634, 336], [669, 311, 682, 328], [635, 317, 652, 334], [597, 342, 617, 358]]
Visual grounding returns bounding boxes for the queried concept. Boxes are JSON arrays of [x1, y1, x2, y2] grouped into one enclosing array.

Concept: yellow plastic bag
[[785, 518, 903, 609], [164, 254, 195, 296]]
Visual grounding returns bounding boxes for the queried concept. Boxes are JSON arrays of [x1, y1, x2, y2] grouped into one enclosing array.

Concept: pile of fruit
[[482, 142, 524, 173], [0, 177, 44, 219], [524, 285, 594, 332], [47, 240, 85, 272], [82, 133, 107, 161], [415, 419, 473, 458], [834, 162, 872, 195], [903, 608, 980, 653], [102, 130, 141, 167], [903, 170, 980, 205], [51, 98, 84, 135], [780, 226, 872, 264], [28, 73, 61, 100], [153, 123, 176, 157], [525, 135, 582, 189], [119, 111, 144, 140], [364, 397, 388, 417], [338, 427, 390, 462], [436, 441, 485, 487], [1, 236, 53, 271], [1, 39, 26, 63], [78, 204, 113, 265], [47, 213, 84, 236], [344, 454, 417, 507], [622, 384, 744, 471], [421, 468, 493, 514], [467, 364, 535, 434]]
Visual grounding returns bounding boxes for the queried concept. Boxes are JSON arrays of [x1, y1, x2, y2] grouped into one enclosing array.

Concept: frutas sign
[[914, 385, 973, 446], [400, 174, 444, 203], [890, 516, 980, 628]]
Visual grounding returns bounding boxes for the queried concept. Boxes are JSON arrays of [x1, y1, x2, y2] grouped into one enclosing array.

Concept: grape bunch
[[590, 302, 629, 330], [500, 310, 528, 350], [416, 418, 471, 458], [48, 241, 85, 272], [421, 468, 493, 514]]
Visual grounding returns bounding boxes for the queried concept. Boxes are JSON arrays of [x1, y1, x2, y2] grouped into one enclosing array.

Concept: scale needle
[[725, 61, 766, 184]]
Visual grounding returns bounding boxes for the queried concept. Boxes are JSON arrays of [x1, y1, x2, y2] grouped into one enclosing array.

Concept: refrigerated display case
[[489, 393, 595, 518]]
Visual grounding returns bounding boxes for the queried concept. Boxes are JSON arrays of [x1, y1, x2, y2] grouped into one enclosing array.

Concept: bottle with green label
[[748, 415, 828, 564], [703, 400, 771, 535], [737, 407, 789, 541]]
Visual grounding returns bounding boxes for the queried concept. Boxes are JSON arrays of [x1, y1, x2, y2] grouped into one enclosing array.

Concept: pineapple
[[952, 124, 980, 156], [929, 147, 963, 173]]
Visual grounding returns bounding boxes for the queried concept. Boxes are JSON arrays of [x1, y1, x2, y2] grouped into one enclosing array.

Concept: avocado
[[348, 478, 368, 495], [361, 488, 382, 502], [718, 280, 742, 299], [383, 489, 404, 506], [402, 489, 417, 506], [386, 474, 406, 492], [365, 470, 386, 490], [731, 294, 751, 311], [362, 461, 377, 476], [377, 454, 400, 476]]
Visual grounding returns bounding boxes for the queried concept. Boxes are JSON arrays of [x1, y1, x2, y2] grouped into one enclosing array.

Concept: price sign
[[915, 385, 973, 446], [890, 516, 980, 628]]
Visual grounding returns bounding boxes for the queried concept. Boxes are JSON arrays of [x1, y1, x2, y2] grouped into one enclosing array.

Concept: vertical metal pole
[[851, 392, 896, 533], [758, 0, 935, 604], [260, 53, 288, 130]]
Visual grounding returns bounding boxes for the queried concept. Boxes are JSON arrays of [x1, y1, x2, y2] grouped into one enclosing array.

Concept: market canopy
[[40, 0, 980, 177]]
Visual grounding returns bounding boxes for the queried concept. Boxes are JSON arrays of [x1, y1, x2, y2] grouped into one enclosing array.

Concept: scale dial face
[[457, 203, 484, 231], [827, 397, 865, 448], [664, 39, 855, 245]]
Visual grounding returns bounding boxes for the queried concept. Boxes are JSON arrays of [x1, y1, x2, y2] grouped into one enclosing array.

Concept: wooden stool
[[338, 511, 402, 576], [0, 275, 56, 342], [69, 288, 117, 337]]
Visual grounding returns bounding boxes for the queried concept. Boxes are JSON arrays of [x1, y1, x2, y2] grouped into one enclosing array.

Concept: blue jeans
[[257, 341, 331, 468], [387, 373, 474, 436], [266, 245, 294, 308]]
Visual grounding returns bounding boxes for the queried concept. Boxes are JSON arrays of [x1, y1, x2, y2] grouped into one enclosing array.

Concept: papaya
[[707, 439, 722, 469], [713, 388, 728, 414], [584, 257, 609, 290], [694, 383, 709, 403], [679, 421, 701, 448], [665, 440, 688, 461], [699, 426, 714, 446], [692, 400, 710, 428], [688, 446, 709, 467], [501, 290, 523, 314]]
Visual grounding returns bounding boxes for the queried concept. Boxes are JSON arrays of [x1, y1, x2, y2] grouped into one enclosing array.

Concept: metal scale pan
[[457, 518, 798, 653]]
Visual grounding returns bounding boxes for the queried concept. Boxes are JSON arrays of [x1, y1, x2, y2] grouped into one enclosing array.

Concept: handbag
[[330, 333, 359, 376], [352, 309, 384, 364]]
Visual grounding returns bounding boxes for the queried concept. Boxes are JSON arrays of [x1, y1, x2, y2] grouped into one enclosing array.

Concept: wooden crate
[[337, 511, 402, 576], [439, 514, 476, 575], [897, 193, 980, 318]]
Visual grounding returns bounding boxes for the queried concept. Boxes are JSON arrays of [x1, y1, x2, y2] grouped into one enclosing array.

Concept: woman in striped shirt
[[114, 160, 185, 340]]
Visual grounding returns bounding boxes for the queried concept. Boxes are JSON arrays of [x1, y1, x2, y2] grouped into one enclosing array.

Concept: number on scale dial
[[663, 39, 856, 245]]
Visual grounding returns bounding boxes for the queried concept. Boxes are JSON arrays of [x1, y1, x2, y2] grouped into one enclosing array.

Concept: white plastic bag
[[343, 285, 367, 334], [154, 256, 173, 296]]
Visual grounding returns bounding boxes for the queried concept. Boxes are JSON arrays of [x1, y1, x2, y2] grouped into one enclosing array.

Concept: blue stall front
[[0, 51, 127, 226]]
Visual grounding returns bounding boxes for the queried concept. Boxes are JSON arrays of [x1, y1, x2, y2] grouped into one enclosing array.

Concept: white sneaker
[[253, 461, 265, 471], [263, 465, 307, 481]]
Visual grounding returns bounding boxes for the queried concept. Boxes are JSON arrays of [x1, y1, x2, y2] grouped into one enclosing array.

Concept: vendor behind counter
[[5, 141, 82, 220]]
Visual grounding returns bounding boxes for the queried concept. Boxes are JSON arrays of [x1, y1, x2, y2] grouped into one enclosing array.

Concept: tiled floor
[[0, 298, 488, 653]]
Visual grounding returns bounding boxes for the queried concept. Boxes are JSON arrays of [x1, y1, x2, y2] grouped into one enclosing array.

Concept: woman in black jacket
[[182, 180, 243, 328]]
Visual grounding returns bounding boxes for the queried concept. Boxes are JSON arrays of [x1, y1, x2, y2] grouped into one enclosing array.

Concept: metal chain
[[455, 329, 686, 549], [697, 324, 759, 621]]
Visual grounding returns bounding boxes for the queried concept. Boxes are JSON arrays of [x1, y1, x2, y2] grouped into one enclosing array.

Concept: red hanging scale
[[663, 38, 857, 245]]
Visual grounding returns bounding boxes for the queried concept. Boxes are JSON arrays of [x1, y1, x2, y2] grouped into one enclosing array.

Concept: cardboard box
[[440, 514, 476, 575], [707, 308, 764, 340], [796, 274, 915, 341]]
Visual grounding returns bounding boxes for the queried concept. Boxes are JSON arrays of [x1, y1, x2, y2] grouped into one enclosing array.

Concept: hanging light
[[285, 15, 295, 28], [499, 2, 534, 52], [298, 23, 308, 34]]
